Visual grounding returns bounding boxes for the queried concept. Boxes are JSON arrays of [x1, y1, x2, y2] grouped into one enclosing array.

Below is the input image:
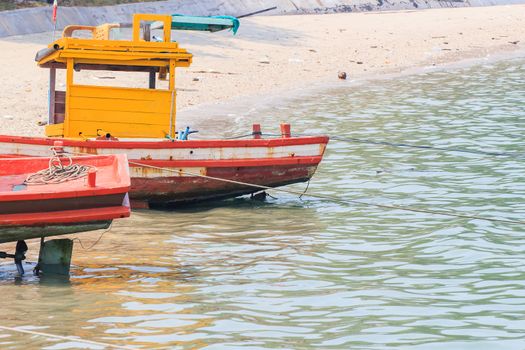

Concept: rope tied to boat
[[24, 146, 96, 185]]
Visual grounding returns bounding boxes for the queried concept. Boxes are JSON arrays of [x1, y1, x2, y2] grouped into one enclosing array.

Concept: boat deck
[[0, 175, 26, 193]]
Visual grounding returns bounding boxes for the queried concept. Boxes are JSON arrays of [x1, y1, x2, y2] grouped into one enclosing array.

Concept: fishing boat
[[0, 151, 131, 244], [0, 14, 329, 208]]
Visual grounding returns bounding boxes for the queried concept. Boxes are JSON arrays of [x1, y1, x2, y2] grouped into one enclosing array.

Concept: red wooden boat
[[0, 153, 130, 244], [0, 15, 329, 208], [0, 132, 326, 208]]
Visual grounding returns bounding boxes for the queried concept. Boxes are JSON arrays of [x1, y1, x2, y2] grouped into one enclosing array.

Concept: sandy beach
[[0, 4, 523, 136]]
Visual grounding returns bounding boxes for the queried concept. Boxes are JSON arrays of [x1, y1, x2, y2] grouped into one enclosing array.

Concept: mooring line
[[258, 133, 524, 159], [0, 326, 135, 350], [328, 135, 524, 158], [127, 160, 525, 226], [63, 149, 522, 226], [72, 222, 113, 251]]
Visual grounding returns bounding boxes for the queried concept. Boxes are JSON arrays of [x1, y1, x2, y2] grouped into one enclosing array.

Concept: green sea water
[[0, 58, 524, 349]]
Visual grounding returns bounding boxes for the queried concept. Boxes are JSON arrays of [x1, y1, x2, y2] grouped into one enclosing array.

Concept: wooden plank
[[69, 96, 171, 114], [59, 52, 182, 61], [47, 55, 191, 68], [65, 59, 74, 138], [59, 50, 192, 60], [55, 90, 65, 118], [62, 38, 182, 50], [45, 123, 64, 137], [49, 68, 56, 124], [69, 120, 170, 138], [70, 109, 170, 125], [41, 63, 163, 73], [74, 64, 162, 73], [70, 85, 171, 100], [61, 57, 190, 68]]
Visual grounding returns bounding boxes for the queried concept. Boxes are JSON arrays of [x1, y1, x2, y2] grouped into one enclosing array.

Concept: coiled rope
[[24, 149, 96, 185]]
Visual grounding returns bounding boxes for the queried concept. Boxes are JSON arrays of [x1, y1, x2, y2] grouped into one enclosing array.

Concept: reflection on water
[[1, 59, 524, 349]]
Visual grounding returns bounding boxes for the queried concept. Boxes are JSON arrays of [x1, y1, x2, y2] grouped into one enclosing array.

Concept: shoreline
[[0, 5, 524, 137], [180, 47, 525, 136]]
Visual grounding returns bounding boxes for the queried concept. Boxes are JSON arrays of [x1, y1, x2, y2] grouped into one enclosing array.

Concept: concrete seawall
[[0, 0, 524, 37]]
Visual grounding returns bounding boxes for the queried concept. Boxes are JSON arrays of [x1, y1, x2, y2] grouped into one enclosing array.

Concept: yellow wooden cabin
[[36, 14, 193, 139]]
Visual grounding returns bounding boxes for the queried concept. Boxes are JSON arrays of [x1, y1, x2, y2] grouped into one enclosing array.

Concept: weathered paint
[[131, 163, 319, 205], [0, 135, 328, 205], [0, 193, 126, 215], [0, 154, 130, 243]]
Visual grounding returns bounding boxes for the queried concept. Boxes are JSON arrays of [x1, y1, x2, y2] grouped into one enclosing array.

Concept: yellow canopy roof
[[36, 14, 193, 71]]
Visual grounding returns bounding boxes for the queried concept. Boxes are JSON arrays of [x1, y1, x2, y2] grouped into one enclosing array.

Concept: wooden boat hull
[[0, 206, 129, 243], [1, 222, 109, 245], [0, 193, 127, 215], [0, 154, 130, 243], [133, 163, 317, 205], [0, 134, 328, 206]]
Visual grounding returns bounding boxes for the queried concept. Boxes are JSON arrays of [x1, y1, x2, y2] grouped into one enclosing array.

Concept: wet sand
[[0, 4, 523, 136]]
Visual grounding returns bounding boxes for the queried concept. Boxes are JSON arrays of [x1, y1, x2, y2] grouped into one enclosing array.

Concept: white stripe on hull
[[0, 142, 322, 160]]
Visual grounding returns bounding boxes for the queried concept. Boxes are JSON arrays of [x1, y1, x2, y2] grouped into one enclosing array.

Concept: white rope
[[126, 160, 525, 226], [64, 150, 524, 226], [25, 149, 95, 185], [0, 326, 136, 350], [72, 222, 113, 251]]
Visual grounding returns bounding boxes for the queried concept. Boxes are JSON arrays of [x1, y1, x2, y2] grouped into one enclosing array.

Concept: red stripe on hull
[[0, 135, 329, 149], [130, 156, 323, 168], [131, 163, 318, 205], [0, 205, 130, 227]]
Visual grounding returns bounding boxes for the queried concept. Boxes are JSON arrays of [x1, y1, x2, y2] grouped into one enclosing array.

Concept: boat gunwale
[[130, 156, 324, 168], [0, 154, 130, 202], [0, 135, 329, 150], [0, 205, 129, 227]]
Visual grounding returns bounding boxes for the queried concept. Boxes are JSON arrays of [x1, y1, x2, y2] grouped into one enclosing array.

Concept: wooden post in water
[[37, 239, 74, 276]]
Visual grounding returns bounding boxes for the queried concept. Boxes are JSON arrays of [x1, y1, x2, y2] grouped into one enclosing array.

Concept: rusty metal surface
[[131, 164, 318, 205]]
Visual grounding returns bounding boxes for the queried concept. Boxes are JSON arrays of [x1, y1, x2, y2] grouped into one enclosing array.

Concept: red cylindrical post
[[252, 124, 262, 139], [53, 140, 64, 154], [280, 123, 291, 138], [88, 169, 97, 187]]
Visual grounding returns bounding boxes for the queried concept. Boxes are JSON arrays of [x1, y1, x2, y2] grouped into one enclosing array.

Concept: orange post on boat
[[87, 168, 97, 187], [280, 123, 291, 138], [252, 124, 262, 139]]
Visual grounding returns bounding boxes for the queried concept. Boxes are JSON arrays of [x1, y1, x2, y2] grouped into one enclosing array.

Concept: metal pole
[[237, 6, 277, 19], [52, 21, 57, 41]]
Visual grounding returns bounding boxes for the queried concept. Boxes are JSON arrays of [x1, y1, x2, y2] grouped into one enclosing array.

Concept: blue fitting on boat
[[178, 127, 199, 141]]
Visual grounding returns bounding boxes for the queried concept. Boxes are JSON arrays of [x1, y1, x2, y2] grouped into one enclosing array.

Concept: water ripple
[[1, 59, 525, 349]]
